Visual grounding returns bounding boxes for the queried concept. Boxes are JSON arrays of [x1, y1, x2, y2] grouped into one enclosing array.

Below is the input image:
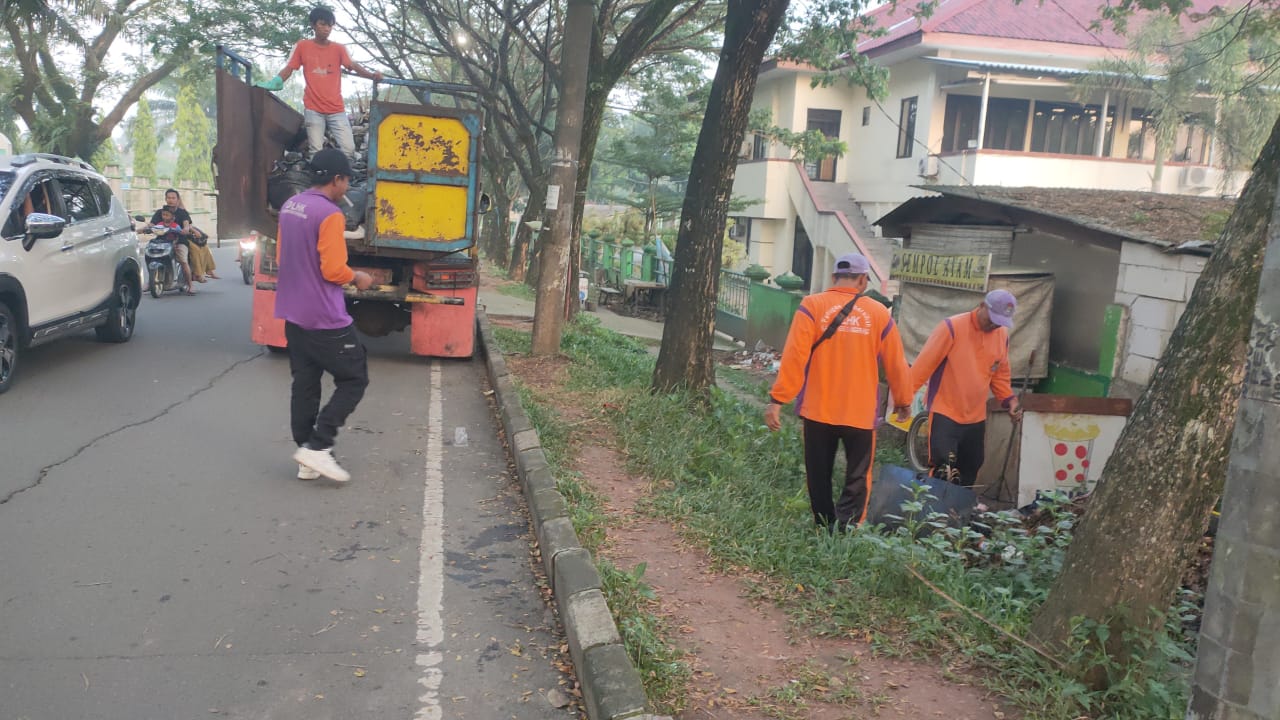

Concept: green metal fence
[[716, 270, 750, 341]]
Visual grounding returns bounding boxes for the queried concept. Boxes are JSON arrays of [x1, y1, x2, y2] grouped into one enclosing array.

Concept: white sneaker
[[293, 446, 350, 483], [297, 463, 321, 480]]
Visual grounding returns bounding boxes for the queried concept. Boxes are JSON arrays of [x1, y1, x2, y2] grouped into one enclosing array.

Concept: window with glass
[[1127, 109, 1210, 164], [1030, 101, 1113, 156], [58, 177, 101, 222], [941, 96, 1031, 152], [897, 97, 917, 158], [804, 109, 841, 181], [752, 132, 768, 160]]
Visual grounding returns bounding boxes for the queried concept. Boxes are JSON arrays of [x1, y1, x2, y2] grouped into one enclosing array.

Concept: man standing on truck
[[764, 254, 914, 531], [256, 6, 382, 161], [909, 289, 1023, 489], [276, 149, 375, 483]]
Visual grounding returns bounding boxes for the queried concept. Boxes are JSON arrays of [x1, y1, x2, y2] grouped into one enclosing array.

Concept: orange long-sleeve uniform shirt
[[909, 310, 1015, 425], [769, 288, 913, 429]]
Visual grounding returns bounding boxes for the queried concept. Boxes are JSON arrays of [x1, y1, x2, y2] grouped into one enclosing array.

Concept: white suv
[[0, 153, 144, 393]]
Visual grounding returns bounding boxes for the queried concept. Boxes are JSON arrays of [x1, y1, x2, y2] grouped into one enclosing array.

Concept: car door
[[1, 173, 85, 326], [52, 174, 109, 313]]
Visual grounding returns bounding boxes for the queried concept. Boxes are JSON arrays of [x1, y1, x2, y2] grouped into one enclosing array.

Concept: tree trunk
[[508, 182, 547, 283], [1029, 116, 1280, 672], [1187, 172, 1280, 719], [531, 0, 594, 355], [566, 88, 607, 317], [652, 0, 791, 394]]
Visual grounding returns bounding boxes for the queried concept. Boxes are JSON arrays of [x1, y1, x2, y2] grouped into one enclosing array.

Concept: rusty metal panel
[[367, 101, 482, 254], [214, 68, 304, 239]]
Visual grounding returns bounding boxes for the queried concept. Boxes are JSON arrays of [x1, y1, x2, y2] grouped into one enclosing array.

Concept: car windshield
[[0, 171, 13, 199]]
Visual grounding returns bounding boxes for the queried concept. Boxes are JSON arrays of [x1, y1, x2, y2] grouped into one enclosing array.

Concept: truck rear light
[[426, 269, 476, 288]]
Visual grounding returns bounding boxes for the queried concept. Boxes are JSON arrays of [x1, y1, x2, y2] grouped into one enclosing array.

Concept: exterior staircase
[[807, 181, 895, 275]]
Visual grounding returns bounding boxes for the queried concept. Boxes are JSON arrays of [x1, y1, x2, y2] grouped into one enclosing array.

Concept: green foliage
[[747, 108, 849, 162], [491, 318, 691, 712], [1077, 13, 1280, 182], [508, 318, 1205, 720], [1, 0, 300, 158], [131, 98, 158, 181], [173, 85, 213, 184], [90, 134, 121, 170]]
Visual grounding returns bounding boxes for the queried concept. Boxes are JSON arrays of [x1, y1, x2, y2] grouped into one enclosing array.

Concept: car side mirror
[[477, 193, 493, 214], [22, 213, 66, 251]]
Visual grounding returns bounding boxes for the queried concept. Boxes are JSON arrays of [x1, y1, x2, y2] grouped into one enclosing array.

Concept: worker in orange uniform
[[765, 254, 913, 531], [909, 289, 1023, 489]]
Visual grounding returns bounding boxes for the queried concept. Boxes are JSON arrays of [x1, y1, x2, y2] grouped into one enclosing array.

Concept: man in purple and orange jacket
[[275, 149, 374, 483]]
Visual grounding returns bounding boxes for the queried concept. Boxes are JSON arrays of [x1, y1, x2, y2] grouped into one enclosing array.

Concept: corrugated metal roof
[[923, 56, 1092, 77]]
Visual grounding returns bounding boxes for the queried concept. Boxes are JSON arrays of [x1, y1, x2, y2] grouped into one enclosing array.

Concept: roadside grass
[[494, 316, 1197, 720], [496, 281, 537, 302], [492, 322, 691, 714]]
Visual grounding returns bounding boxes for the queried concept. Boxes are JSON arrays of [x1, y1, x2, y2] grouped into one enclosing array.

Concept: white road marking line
[[415, 362, 445, 720]]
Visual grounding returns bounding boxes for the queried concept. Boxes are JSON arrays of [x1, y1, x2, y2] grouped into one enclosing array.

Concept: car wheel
[[96, 275, 137, 343], [0, 301, 20, 394]]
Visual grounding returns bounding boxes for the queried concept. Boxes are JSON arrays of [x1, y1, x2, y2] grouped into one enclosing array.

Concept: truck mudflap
[[410, 261, 476, 358]]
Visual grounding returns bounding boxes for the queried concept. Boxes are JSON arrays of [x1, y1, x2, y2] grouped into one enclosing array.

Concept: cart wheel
[[906, 412, 931, 473]]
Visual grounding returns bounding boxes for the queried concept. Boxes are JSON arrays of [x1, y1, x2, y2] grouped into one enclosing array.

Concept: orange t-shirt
[[909, 310, 1015, 425], [286, 39, 353, 114], [769, 289, 913, 429]]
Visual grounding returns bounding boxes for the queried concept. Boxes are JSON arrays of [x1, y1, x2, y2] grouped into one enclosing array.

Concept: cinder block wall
[[101, 168, 218, 234], [1112, 241, 1207, 387]]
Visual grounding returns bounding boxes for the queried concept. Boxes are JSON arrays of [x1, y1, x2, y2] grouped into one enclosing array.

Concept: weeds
[[495, 316, 1201, 720]]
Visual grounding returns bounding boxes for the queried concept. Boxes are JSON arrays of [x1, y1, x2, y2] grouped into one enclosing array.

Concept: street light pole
[[531, 0, 595, 355]]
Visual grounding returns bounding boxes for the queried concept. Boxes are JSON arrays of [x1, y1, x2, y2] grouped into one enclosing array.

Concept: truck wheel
[[96, 275, 138, 343], [0, 301, 20, 394]]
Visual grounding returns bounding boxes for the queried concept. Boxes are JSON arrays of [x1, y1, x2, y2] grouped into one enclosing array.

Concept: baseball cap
[[984, 289, 1017, 328], [833, 253, 870, 276], [309, 149, 353, 184]]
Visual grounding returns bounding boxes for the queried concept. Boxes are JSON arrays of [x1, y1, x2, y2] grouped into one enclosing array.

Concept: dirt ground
[[487, 316, 1017, 720]]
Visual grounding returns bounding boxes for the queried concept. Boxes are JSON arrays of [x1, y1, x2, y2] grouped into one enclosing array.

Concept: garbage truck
[[213, 46, 486, 357]]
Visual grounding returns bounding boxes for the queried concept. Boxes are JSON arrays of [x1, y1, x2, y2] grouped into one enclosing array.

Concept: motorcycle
[[144, 227, 190, 298], [239, 231, 258, 285]]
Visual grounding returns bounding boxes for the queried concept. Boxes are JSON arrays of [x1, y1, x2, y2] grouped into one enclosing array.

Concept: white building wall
[[846, 61, 943, 207], [1113, 241, 1207, 386]]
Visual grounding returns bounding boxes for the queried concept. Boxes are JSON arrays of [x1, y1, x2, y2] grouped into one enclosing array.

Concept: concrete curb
[[476, 310, 667, 720]]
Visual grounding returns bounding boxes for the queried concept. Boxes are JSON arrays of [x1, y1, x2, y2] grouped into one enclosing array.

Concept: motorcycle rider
[[153, 207, 195, 295]]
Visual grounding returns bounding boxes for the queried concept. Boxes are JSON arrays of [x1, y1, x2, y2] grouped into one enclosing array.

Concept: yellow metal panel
[[377, 114, 471, 175], [374, 182, 467, 241]]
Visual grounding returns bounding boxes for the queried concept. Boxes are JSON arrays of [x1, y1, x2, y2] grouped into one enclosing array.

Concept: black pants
[[928, 413, 986, 488], [801, 419, 875, 530], [285, 322, 369, 451]]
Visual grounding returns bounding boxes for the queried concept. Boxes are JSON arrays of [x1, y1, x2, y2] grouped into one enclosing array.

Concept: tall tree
[[652, 0, 791, 393], [531, 0, 594, 355], [342, 0, 723, 285], [131, 96, 157, 182], [0, 0, 297, 160], [1029, 115, 1280, 673], [173, 84, 213, 184]]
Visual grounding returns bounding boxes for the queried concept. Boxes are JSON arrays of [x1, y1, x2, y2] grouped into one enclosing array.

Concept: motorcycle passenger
[[152, 189, 218, 282], [154, 207, 195, 295]]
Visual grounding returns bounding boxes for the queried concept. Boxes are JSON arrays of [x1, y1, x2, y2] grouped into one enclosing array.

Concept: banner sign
[[890, 249, 991, 292]]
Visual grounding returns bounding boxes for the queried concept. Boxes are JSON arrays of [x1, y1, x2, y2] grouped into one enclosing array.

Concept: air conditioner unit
[[917, 154, 939, 178], [1179, 165, 1212, 188]]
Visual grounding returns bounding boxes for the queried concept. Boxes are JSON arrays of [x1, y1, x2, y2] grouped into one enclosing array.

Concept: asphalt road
[[0, 247, 574, 720]]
